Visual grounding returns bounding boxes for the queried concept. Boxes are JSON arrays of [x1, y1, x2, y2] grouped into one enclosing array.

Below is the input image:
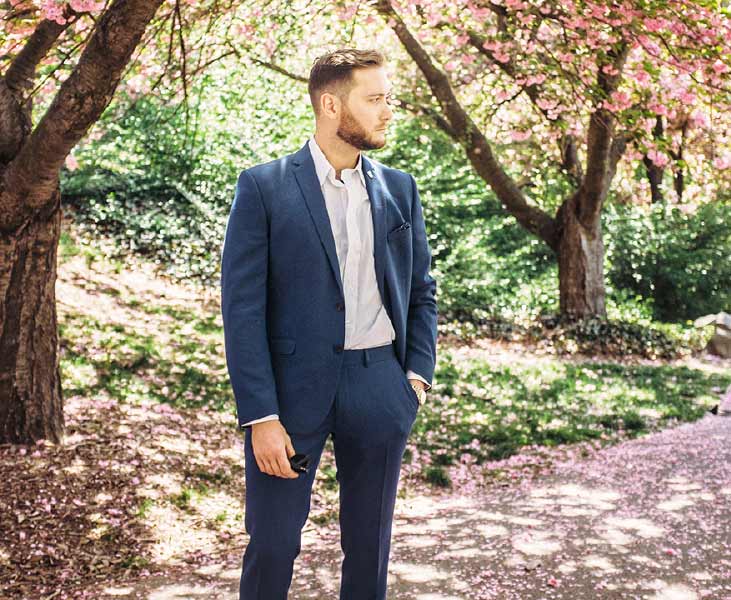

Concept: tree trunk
[[0, 189, 63, 443], [643, 155, 665, 204], [557, 195, 607, 319], [0, 0, 164, 444]]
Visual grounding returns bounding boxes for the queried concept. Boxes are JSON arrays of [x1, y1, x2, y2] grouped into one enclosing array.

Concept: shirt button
[[333, 344, 343, 353], [335, 302, 344, 311]]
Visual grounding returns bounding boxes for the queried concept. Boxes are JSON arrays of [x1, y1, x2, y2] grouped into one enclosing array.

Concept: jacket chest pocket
[[387, 222, 411, 244]]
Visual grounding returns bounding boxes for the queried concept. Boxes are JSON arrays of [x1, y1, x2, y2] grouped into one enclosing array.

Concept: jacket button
[[333, 344, 343, 353], [335, 302, 344, 311]]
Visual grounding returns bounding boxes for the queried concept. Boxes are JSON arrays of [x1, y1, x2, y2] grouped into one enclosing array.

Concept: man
[[221, 48, 438, 600]]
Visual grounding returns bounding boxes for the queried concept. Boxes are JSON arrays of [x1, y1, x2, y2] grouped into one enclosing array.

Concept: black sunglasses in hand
[[289, 453, 311, 475]]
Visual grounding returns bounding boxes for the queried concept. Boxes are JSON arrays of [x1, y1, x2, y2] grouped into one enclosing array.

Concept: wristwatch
[[410, 383, 427, 406]]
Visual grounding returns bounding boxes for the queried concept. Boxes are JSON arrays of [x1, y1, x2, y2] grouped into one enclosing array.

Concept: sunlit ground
[[1, 233, 729, 599], [90, 410, 731, 600]]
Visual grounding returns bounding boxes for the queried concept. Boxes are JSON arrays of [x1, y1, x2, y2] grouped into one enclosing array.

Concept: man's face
[[336, 66, 394, 151]]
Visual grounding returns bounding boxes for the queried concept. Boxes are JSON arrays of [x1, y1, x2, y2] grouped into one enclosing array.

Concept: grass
[[409, 350, 729, 472], [57, 231, 730, 487], [60, 308, 230, 412]]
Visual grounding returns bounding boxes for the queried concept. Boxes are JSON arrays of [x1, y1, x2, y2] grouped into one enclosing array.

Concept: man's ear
[[319, 92, 340, 120]]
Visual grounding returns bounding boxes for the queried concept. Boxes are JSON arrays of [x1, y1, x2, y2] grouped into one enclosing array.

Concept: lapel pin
[[367, 169, 374, 179]]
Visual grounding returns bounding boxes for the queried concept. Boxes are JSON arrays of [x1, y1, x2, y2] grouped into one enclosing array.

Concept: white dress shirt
[[242, 136, 429, 427]]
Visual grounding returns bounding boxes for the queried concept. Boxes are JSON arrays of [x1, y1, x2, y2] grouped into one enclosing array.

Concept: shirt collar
[[308, 135, 366, 188]]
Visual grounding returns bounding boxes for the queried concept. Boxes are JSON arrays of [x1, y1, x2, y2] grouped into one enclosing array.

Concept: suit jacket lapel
[[361, 154, 387, 305], [292, 142, 344, 299], [290, 142, 387, 306]]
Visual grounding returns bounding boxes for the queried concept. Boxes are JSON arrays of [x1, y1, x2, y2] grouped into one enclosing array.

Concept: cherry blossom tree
[[0, 0, 328, 445], [2, 0, 730, 444], [365, 0, 731, 319], [0, 0, 169, 444], [227, 0, 730, 317]]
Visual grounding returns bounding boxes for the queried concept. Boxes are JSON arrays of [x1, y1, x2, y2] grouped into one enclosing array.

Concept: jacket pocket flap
[[269, 337, 296, 354]]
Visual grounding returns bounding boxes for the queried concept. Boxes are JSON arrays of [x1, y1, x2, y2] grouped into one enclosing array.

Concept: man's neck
[[313, 131, 360, 182]]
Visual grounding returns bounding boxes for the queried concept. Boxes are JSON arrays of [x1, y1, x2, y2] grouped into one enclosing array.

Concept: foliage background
[[62, 60, 731, 342]]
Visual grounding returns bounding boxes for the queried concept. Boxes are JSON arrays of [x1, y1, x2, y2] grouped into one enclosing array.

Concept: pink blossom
[[713, 154, 731, 170], [644, 18, 665, 32], [647, 149, 669, 168], [648, 102, 670, 117], [712, 59, 729, 74], [525, 74, 546, 86], [536, 97, 555, 110], [468, 1, 490, 18], [677, 90, 696, 104], [510, 130, 532, 142], [690, 109, 709, 128], [609, 90, 633, 110], [634, 69, 651, 85], [65, 154, 79, 171], [69, 0, 105, 11]]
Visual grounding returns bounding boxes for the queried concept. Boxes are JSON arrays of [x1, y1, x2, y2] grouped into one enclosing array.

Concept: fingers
[[251, 429, 299, 479], [275, 451, 299, 479], [285, 435, 296, 458], [259, 450, 297, 478]]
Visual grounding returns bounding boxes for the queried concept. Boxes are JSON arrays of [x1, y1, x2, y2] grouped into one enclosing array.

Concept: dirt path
[[88, 413, 730, 600]]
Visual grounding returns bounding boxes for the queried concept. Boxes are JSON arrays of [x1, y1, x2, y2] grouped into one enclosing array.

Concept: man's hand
[[408, 379, 427, 392], [251, 420, 299, 479]]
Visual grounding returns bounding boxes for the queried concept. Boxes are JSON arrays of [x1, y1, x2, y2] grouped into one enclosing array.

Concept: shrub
[[604, 202, 731, 322]]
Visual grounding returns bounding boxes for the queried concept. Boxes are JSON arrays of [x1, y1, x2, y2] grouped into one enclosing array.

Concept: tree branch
[[0, 0, 165, 232], [396, 96, 457, 137], [249, 57, 308, 83], [463, 27, 582, 184], [3, 9, 76, 93], [371, 0, 558, 249], [579, 42, 630, 226]]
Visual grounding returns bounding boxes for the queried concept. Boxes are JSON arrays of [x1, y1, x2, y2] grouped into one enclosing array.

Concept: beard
[[336, 103, 385, 151]]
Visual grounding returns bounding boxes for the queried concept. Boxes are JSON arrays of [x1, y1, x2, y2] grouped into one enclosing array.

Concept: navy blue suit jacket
[[221, 141, 438, 434]]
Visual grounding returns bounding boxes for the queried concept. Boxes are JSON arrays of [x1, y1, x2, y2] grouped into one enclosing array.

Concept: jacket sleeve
[[404, 173, 438, 386], [221, 169, 279, 429]]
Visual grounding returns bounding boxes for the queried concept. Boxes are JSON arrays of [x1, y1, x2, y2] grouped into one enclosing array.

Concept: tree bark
[[0, 0, 164, 444], [373, 0, 558, 249], [0, 190, 63, 443], [556, 193, 606, 318], [644, 116, 666, 204], [643, 154, 665, 204]]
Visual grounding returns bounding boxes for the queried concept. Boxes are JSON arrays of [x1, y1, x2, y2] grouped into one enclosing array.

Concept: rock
[[693, 312, 731, 358]]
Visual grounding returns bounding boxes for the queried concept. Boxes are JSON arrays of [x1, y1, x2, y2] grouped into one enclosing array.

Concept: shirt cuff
[[406, 370, 431, 392], [241, 414, 280, 428]]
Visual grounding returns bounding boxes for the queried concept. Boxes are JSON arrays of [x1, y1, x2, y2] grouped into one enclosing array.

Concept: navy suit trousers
[[239, 342, 420, 600]]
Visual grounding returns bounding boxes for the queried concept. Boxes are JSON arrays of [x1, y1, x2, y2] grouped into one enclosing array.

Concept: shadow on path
[[91, 414, 730, 600]]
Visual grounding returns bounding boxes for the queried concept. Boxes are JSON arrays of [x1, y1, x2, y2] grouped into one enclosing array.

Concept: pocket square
[[389, 222, 411, 234]]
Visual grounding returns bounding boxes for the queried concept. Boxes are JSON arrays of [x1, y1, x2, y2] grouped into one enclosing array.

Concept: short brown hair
[[308, 48, 386, 116]]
